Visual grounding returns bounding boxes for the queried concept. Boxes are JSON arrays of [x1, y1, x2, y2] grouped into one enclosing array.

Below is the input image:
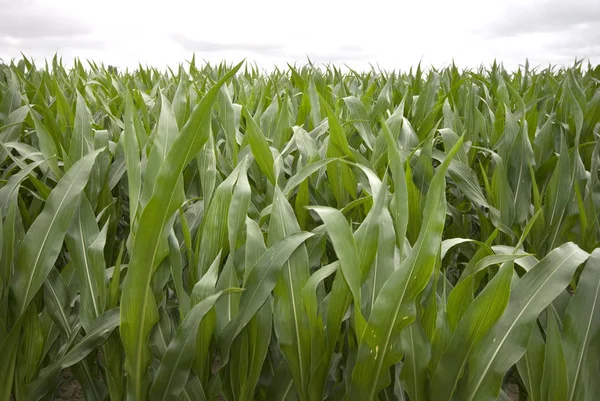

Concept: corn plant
[[1, 55, 600, 401]]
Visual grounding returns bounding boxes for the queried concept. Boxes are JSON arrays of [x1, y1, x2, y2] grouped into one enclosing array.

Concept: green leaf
[[269, 187, 312, 396], [69, 91, 93, 163], [218, 231, 313, 366], [196, 161, 245, 280], [10, 149, 103, 317], [29, 110, 62, 179], [343, 96, 374, 150], [381, 118, 408, 254], [119, 62, 242, 401], [273, 94, 292, 150], [308, 206, 362, 314], [26, 308, 120, 401], [227, 158, 251, 252], [431, 262, 513, 401], [562, 248, 600, 401], [349, 136, 463, 399], [0, 317, 21, 401], [243, 107, 276, 185], [172, 69, 189, 128], [197, 133, 217, 206], [505, 110, 534, 224], [236, 297, 273, 401], [142, 94, 179, 204], [0, 70, 21, 124], [123, 94, 142, 227], [0, 106, 29, 162], [325, 101, 356, 207], [516, 323, 545, 401], [540, 311, 568, 401], [65, 196, 108, 332], [149, 293, 225, 401], [219, 85, 239, 164], [168, 231, 189, 317], [282, 158, 338, 197], [459, 242, 589, 401], [399, 320, 430, 401], [0, 159, 44, 212]]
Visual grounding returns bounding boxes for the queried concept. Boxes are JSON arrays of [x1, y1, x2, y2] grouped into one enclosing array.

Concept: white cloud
[[0, 0, 598, 71]]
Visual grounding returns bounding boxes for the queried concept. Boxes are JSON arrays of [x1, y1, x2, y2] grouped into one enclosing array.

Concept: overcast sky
[[1, 0, 599, 71]]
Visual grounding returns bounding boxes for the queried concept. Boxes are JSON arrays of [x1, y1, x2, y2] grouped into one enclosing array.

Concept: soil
[[56, 369, 84, 401], [506, 375, 521, 401]]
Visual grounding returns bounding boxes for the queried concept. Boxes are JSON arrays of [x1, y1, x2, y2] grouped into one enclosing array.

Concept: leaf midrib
[[21, 167, 85, 315], [466, 250, 577, 400]]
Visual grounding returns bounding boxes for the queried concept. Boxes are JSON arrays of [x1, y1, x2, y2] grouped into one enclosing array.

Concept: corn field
[[1, 56, 600, 401]]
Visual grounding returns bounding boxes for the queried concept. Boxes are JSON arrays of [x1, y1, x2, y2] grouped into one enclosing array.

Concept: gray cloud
[[171, 33, 285, 56], [0, 0, 91, 39], [170, 33, 374, 63], [0, 0, 104, 57], [336, 44, 364, 53], [0, 35, 106, 54], [486, 0, 600, 37], [552, 23, 600, 50], [297, 44, 375, 65], [479, 0, 600, 65], [301, 50, 375, 63]]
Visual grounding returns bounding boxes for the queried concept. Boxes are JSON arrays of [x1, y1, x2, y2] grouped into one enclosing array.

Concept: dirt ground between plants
[[56, 369, 84, 401], [506, 375, 520, 401]]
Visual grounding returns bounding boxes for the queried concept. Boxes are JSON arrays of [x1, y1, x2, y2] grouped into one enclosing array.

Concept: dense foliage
[[1, 56, 600, 401]]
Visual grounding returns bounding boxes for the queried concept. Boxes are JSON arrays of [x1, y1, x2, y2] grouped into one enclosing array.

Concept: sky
[[0, 0, 599, 71]]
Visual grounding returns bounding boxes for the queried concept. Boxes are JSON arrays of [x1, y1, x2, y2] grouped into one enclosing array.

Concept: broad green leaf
[[399, 320, 430, 401], [459, 242, 589, 401], [219, 85, 238, 164], [243, 107, 276, 185], [540, 311, 568, 401], [562, 248, 600, 401], [227, 158, 251, 252], [325, 101, 356, 207], [0, 318, 21, 401], [149, 293, 225, 401], [198, 133, 217, 206], [69, 91, 93, 163], [307, 206, 365, 333], [343, 96, 374, 150], [0, 70, 21, 124], [168, 231, 189, 317], [543, 138, 574, 251], [282, 158, 337, 197], [349, 136, 463, 399], [123, 94, 142, 227], [218, 231, 313, 365], [29, 110, 61, 179], [172, 69, 189, 128], [235, 298, 273, 401], [142, 94, 179, 204], [10, 149, 103, 317], [26, 308, 120, 401], [273, 94, 292, 150], [43, 268, 74, 338], [505, 110, 534, 224], [269, 187, 312, 396], [0, 159, 44, 212], [431, 262, 513, 401], [119, 62, 242, 401], [65, 197, 108, 332], [516, 323, 545, 401], [381, 118, 408, 254], [195, 161, 246, 280]]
